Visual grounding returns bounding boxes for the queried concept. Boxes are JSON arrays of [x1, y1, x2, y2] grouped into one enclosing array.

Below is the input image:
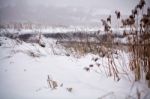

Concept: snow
[[0, 26, 100, 35], [0, 36, 150, 99], [0, 26, 129, 35]]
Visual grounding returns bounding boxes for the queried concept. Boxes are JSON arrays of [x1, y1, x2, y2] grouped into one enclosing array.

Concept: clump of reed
[[121, 0, 150, 87]]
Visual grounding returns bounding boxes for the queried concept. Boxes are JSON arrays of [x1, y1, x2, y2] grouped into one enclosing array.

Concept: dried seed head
[[89, 64, 94, 67], [96, 63, 100, 67], [84, 67, 90, 71], [66, 88, 73, 92]]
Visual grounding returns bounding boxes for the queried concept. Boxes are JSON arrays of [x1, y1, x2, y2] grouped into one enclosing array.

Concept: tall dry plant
[[121, 0, 150, 87]]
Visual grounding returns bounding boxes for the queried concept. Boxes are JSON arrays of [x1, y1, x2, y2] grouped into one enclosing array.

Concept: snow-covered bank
[[0, 26, 131, 35], [0, 26, 100, 34], [0, 37, 150, 99]]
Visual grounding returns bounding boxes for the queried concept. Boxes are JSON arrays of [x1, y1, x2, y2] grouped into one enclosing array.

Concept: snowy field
[[0, 30, 150, 99]]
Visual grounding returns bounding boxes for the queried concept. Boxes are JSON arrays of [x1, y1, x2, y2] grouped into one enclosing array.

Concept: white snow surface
[[0, 36, 150, 99], [0, 26, 129, 35], [0, 26, 100, 34]]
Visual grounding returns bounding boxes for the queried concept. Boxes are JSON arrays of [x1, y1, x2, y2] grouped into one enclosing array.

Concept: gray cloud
[[0, 0, 149, 26]]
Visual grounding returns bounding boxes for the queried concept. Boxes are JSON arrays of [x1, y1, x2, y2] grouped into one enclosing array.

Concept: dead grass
[[47, 75, 58, 90]]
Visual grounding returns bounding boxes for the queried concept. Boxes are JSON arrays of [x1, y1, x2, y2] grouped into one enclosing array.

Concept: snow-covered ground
[[0, 36, 150, 99], [0, 26, 130, 35], [0, 26, 100, 34]]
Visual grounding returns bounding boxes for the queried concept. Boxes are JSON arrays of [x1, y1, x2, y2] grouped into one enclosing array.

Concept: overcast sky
[[0, 0, 149, 26]]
